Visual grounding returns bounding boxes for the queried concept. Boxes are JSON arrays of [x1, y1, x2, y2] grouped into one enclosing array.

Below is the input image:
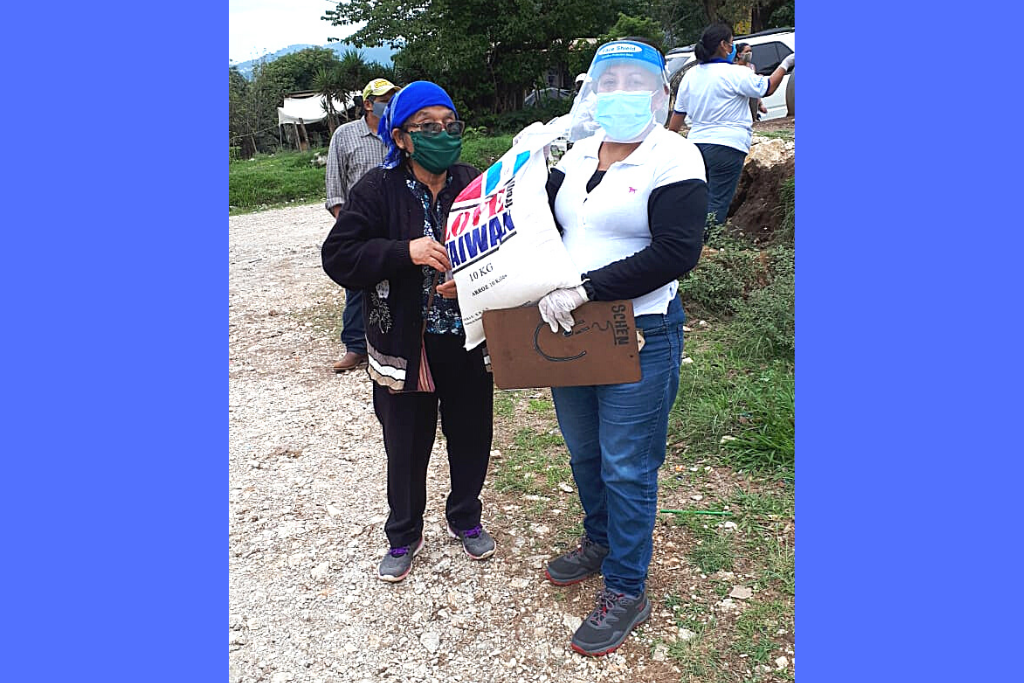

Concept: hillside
[[231, 42, 397, 80]]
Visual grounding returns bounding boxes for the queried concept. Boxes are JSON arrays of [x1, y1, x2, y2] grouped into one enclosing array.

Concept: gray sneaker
[[570, 587, 652, 656], [377, 536, 424, 582], [447, 523, 495, 559], [545, 535, 609, 586]]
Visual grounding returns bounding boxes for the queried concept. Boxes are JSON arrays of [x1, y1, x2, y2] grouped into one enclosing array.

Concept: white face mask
[[594, 91, 654, 142]]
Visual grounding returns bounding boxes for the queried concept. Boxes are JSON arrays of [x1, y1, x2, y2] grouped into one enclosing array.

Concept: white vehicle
[[667, 27, 794, 122]]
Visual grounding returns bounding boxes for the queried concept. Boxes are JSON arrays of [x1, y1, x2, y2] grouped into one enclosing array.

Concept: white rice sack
[[446, 122, 581, 350]]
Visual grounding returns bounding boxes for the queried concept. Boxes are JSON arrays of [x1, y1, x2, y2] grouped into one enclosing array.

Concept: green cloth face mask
[[408, 131, 463, 173]]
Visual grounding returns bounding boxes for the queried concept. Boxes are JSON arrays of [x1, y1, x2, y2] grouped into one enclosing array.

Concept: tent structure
[[277, 91, 358, 126], [277, 90, 361, 150]]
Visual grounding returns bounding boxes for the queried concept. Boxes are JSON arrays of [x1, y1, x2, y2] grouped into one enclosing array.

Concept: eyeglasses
[[403, 120, 466, 137]]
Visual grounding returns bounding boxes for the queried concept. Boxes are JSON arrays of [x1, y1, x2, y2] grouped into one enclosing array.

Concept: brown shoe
[[332, 352, 368, 373]]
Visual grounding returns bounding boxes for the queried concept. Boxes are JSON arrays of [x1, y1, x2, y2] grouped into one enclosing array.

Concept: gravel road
[[229, 204, 684, 683]]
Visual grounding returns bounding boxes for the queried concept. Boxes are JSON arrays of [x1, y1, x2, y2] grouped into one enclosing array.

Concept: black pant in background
[[372, 332, 493, 548]]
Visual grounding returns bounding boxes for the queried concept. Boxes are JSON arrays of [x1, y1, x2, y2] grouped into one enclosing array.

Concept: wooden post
[[297, 118, 310, 152]]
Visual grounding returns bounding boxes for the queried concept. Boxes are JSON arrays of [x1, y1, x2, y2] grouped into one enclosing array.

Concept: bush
[[775, 177, 795, 245], [471, 98, 573, 135], [679, 243, 770, 318], [731, 247, 795, 361]]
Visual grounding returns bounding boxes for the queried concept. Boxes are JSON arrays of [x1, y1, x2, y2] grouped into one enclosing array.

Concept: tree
[[261, 47, 343, 93], [597, 13, 668, 53], [313, 49, 374, 133], [322, 0, 622, 116]]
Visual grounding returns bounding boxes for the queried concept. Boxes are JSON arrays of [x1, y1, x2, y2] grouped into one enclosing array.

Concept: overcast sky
[[229, 0, 360, 64]]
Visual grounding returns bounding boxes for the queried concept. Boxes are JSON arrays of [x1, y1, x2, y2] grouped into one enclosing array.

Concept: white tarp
[[277, 92, 359, 125]]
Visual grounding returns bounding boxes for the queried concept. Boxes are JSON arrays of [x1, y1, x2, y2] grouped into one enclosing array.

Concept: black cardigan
[[321, 162, 480, 391]]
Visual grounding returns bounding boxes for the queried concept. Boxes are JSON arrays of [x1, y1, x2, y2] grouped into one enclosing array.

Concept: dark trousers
[[372, 332, 494, 548], [696, 142, 748, 228], [340, 288, 366, 354]]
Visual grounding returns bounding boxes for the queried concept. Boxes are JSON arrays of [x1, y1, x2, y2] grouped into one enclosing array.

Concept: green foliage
[[768, 0, 795, 28], [598, 12, 667, 53], [718, 362, 794, 471], [671, 229, 795, 472], [471, 98, 573, 136], [776, 175, 794, 243], [731, 247, 794, 360], [672, 339, 794, 474], [324, 0, 621, 115], [679, 242, 767, 317], [229, 149, 328, 211], [261, 47, 343, 92], [460, 134, 514, 172]]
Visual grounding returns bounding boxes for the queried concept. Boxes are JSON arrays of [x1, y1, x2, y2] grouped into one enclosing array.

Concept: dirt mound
[[727, 135, 794, 243]]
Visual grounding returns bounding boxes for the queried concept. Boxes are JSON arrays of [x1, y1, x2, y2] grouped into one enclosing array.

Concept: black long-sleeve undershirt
[[545, 168, 707, 302]]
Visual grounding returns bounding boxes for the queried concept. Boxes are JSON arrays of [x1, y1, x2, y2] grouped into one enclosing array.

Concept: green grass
[[756, 130, 794, 140], [730, 599, 793, 663], [229, 148, 328, 212], [228, 135, 517, 214], [461, 133, 515, 171], [670, 327, 794, 475], [490, 427, 569, 496], [678, 515, 735, 573], [493, 390, 518, 419]]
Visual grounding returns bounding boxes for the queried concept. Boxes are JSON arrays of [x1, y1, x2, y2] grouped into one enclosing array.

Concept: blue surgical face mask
[[594, 91, 654, 142], [727, 42, 736, 63], [372, 100, 388, 118]]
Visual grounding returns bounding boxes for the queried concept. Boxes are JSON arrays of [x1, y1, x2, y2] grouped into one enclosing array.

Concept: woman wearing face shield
[[668, 23, 794, 230], [321, 81, 496, 584], [537, 39, 708, 656]]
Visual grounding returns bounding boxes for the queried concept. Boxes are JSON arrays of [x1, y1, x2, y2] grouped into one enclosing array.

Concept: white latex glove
[[538, 285, 589, 333], [780, 53, 794, 71]]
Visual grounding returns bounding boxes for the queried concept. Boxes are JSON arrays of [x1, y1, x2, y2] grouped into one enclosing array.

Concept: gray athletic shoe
[[570, 587, 652, 657], [545, 534, 609, 586], [447, 523, 496, 560], [377, 536, 424, 582]]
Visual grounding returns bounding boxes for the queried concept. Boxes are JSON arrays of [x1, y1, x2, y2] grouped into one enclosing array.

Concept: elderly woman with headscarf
[[321, 81, 495, 583]]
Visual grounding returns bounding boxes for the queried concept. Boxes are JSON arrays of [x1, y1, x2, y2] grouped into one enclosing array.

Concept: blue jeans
[[696, 143, 747, 227], [550, 295, 686, 596], [341, 288, 366, 355]]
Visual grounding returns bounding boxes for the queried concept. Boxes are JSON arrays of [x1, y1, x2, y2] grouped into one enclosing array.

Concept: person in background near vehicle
[[321, 81, 496, 583], [539, 38, 706, 657], [735, 42, 768, 122], [668, 23, 793, 232], [325, 77, 399, 373]]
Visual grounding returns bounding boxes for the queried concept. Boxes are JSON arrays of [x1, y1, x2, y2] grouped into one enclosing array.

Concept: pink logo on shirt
[[628, 187, 637, 194]]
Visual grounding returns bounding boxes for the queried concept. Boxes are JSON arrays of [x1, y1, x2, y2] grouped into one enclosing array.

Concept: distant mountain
[[230, 42, 397, 80]]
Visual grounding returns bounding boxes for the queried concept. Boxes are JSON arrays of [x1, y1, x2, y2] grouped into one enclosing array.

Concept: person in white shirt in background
[[668, 23, 793, 234]]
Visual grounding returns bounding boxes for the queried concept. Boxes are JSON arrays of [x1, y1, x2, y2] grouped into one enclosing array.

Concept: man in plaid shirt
[[325, 77, 399, 372]]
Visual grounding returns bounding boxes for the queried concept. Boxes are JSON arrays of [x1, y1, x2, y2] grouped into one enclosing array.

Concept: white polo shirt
[[553, 126, 706, 317], [674, 62, 769, 153]]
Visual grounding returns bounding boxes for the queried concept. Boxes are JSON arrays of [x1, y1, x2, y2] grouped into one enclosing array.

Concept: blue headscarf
[[377, 81, 459, 169]]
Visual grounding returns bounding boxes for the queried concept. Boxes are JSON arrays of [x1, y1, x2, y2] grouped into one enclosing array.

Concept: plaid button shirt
[[324, 117, 386, 213]]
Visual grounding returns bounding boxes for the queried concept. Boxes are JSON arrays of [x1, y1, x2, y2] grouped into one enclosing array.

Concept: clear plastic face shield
[[565, 41, 670, 143]]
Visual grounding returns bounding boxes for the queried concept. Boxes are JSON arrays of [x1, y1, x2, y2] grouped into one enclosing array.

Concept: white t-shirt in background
[[674, 62, 769, 153]]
